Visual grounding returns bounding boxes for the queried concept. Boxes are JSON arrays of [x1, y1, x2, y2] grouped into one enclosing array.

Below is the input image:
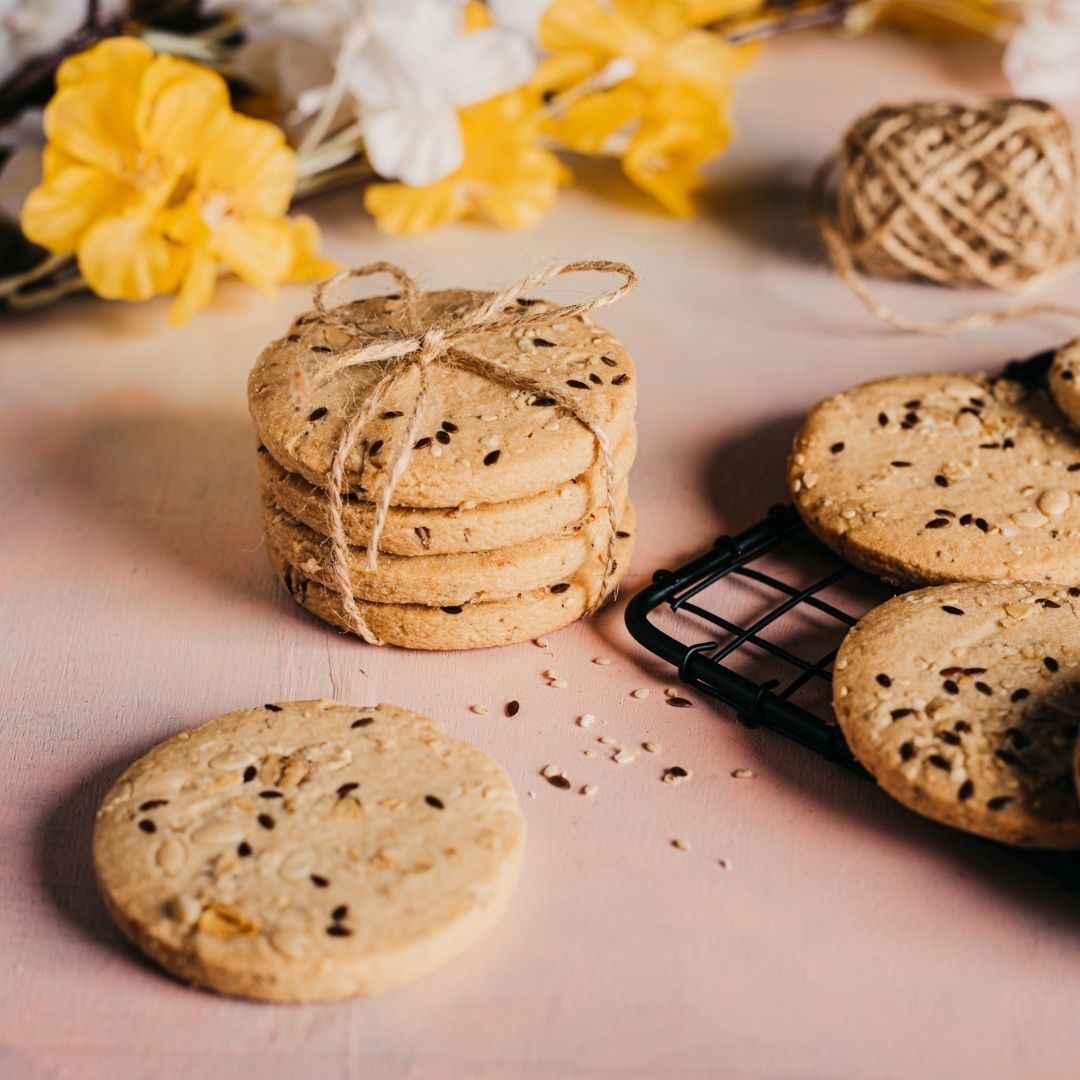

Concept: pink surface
[[4, 30, 1080, 1080]]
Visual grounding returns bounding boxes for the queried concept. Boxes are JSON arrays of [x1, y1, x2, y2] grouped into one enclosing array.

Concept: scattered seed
[[547, 774, 572, 790], [308, 407, 328, 421], [351, 716, 374, 728], [577, 713, 596, 728], [592, 656, 611, 665], [336, 782, 359, 797], [326, 925, 352, 937], [549, 678, 568, 688], [483, 449, 501, 466], [597, 736, 618, 745], [138, 819, 156, 834], [505, 700, 520, 717], [257, 813, 275, 830], [469, 704, 489, 716], [731, 768, 754, 779], [237, 842, 252, 857], [540, 764, 561, 779], [666, 696, 692, 709], [425, 795, 445, 809], [717, 859, 732, 870], [1045, 656, 1060, 672], [671, 839, 691, 852], [662, 766, 690, 784], [581, 784, 598, 796], [310, 874, 329, 888], [631, 688, 650, 700], [643, 741, 661, 753], [613, 749, 638, 764], [243, 765, 257, 782]]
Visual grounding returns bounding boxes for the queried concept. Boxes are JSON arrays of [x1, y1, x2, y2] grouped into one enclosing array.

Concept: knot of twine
[[298, 259, 637, 645], [815, 99, 1080, 334]]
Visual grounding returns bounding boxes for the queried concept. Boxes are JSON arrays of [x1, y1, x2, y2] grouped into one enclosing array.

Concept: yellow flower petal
[[554, 82, 644, 154], [137, 54, 231, 171], [196, 114, 297, 218], [365, 179, 466, 236], [286, 216, 338, 282], [208, 216, 294, 293], [55, 37, 153, 88], [78, 212, 184, 301], [44, 78, 141, 180], [169, 246, 219, 325], [21, 160, 133, 253]]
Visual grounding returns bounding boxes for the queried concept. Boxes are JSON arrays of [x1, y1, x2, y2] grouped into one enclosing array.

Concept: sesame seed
[[717, 859, 732, 870], [592, 656, 611, 666], [613, 749, 638, 764], [581, 784, 598, 796], [671, 839, 691, 852], [540, 764, 560, 778], [533, 638, 549, 648], [731, 768, 755, 779], [597, 736, 618, 746], [577, 713, 596, 728], [642, 741, 661, 753], [469, 704, 489, 716], [549, 679, 568, 689], [630, 688, 650, 700]]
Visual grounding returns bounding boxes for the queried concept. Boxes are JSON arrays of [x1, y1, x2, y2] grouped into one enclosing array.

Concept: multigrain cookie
[[256, 426, 637, 556], [790, 372, 1080, 587], [269, 506, 635, 650], [93, 701, 525, 1001], [248, 290, 637, 507], [1050, 340, 1080, 430], [261, 490, 630, 606], [833, 582, 1080, 848]]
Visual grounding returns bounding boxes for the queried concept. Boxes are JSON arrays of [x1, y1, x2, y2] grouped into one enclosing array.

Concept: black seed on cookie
[[369, 439, 384, 456], [958, 780, 975, 801], [899, 742, 916, 761], [664, 766, 689, 781], [286, 333, 300, 342], [436, 430, 451, 444], [959, 513, 973, 526], [891, 461, 912, 468], [413, 436, 432, 450], [1010, 688, 1030, 703], [139, 799, 168, 811], [1044, 657, 1060, 672], [934, 475, 949, 488], [941, 667, 962, 677], [243, 765, 257, 782], [311, 874, 329, 887], [441, 605, 463, 614], [829, 441, 846, 454], [550, 583, 571, 594], [928, 754, 950, 770], [940, 731, 961, 746], [975, 682, 992, 695], [954, 721, 972, 733], [265, 703, 283, 712], [904, 399, 922, 409], [566, 379, 590, 390], [237, 842, 252, 857], [533, 338, 556, 347], [1069, 465, 1080, 474], [876, 673, 892, 687], [589, 373, 603, 385], [1005, 728, 1031, 749], [337, 782, 359, 797], [441, 421, 458, 433], [891, 708, 914, 719], [987, 796, 1012, 811], [259, 790, 283, 799], [351, 716, 374, 728], [943, 680, 960, 695], [308, 407, 328, 421], [425, 795, 445, 809], [505, 701, 520, 717], [934, 509, 955, 518], [1002, 438, 1015, 449], [878, 412, 888, 427], [383, 410, 403, 419], [415, 526, 431, 548], [926, 519, 950, 529], [612, 373, 630, 386], [483, 450, 501, 466], [257, 814, 275, 830], [1071, 587, 1080, 596], [667, 697, 693, 708], [1036, 599, 1061, 608], [979, 442, 1001, 449], [974, 518, 989, 532], [257, 444, 268, 454], [332, 905, 348, 921], [616, 530, 631, 539], [531, 396, 557, 406], [601, 355, 618, 366], [326, 925, 352, 937], [942, 606, 965, 615], [310, 346, 332, 354], [995, 749, 1020, 766], [137, 819, 156, 833], [962, 667, 986, 676]]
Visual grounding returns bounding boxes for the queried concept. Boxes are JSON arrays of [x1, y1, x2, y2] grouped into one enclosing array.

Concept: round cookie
[[790, 371, 1080, 588], [93, 700, 525, 1001], [248, 291, 637, 507], [256, 425, 637, 556], [261, 488, 630, 606], [269, 506, 635, 650], [833, 581, 1080, 848], [1050, 340, 1080, 430]]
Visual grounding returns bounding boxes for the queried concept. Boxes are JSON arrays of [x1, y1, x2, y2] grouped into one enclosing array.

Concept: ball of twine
[[817, 99, 1080, 334]]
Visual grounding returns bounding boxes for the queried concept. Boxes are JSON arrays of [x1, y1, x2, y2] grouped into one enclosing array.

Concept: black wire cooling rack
[[623, 349, 1080, 885]]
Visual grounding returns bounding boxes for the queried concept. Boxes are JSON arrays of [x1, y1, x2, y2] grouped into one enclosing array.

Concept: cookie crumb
[[671, 838, 691, 852]]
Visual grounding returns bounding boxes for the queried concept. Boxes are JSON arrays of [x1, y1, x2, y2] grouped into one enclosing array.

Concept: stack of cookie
[[248, 286, 637, 649]]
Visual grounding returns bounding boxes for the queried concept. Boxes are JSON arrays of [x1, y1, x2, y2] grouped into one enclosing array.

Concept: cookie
[[93, 700, 525, 1001], [833, 582, 1080, 848], [248, 290, 637, 507], [261, 488, 630, 606], [1050, 340, 1080, 430], [789, 372, 1080, 587], [268, 505, 635, 650], [256, 425, 637, 556]]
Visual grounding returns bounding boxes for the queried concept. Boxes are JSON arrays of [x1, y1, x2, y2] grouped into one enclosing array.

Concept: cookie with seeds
[[1050, 339, 1080, 430], [261, 488, 630, 606], [267, 505, 635, 650], [790, 372, 1080, 588], [93, 700, 525, 1001], [833, 582, 1080, 848], [248, 290, 637, 507], [256, 426, 637, 556]]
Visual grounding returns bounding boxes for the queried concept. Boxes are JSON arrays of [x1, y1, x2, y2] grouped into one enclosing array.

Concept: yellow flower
[[843, 0, 1019, 38], [364, 89, 569, 236], [536, 0, 756, 215], [20, 36, 333, 322]]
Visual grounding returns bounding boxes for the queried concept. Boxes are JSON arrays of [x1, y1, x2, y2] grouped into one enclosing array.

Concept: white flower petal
[[445, 27, 535, 106], [362, 106, 464, 186], [1004, 0, 1080, 103], [486, 0, 550, 44]]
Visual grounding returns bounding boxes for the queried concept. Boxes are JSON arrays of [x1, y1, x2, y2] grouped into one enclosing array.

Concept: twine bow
[[296, 259, 637, 645]]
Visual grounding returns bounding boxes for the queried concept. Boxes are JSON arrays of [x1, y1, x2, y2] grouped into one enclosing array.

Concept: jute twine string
[[815, 100, 1080, 334], [297, 259, 637, 645]]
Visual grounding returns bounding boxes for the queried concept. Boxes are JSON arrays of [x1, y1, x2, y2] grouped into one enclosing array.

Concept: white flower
[[200, 0, 355, 42], [486, 0, 551, 43], [1004, 0, 1080, 103], [342, 0, 536, 186], [0, 0, 124, 85]]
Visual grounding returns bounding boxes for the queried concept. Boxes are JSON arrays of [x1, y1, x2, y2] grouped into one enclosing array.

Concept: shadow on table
[[35, 739, 168, 968], [52, 404, 267, 600]]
